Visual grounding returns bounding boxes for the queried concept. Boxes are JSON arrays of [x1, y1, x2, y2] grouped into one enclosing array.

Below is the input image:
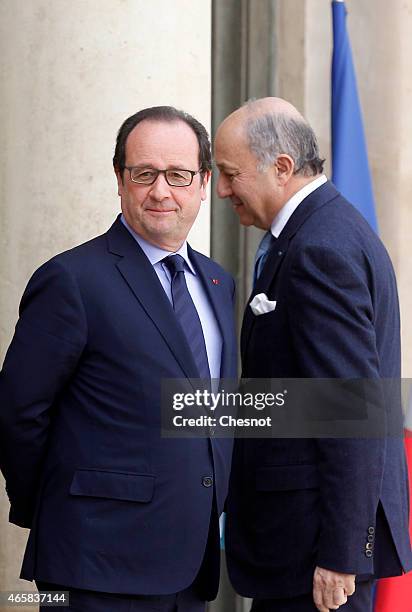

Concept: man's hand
[[313, 566, 356, 611]]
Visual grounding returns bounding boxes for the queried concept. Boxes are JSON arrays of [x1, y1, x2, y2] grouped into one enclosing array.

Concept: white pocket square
[[249, 293, 277, 316]]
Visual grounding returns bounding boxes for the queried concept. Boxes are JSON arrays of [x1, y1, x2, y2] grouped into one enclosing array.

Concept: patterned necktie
[[163, 254, 211, 381], [253, 231, 276, 286]]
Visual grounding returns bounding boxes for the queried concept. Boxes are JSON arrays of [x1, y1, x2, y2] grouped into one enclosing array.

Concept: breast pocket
[[252, 308, 278, 330], [69, 468, 155, 502]]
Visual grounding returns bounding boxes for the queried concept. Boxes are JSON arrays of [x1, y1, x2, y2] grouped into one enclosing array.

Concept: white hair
[[246, 111, 324, 176]]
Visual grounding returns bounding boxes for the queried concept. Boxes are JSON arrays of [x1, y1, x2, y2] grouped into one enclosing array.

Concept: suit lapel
[[188, 246, 234, 380], [241, 181, 340, 360], [106, 218, 200, 380]]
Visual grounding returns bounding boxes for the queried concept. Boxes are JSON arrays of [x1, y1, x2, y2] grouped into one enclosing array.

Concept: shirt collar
[[120, 214, 196, 274], [270, 174, 327, 238]]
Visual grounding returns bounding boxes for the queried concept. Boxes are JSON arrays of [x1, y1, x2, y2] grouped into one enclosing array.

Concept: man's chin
[[144, 218, 178, 235], [233, 203, 254, 227], [142, 223, 189, 251], [236, 211, 255, 227]]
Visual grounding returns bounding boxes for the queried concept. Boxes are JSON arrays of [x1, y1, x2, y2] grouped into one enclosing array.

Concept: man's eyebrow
[[214, 161, 237, 172], [132, 163, 193, 169], [165, 162, 194, 169]]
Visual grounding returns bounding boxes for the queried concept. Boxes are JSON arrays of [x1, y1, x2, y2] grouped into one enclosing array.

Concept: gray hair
[[246, 112, 324, 176]]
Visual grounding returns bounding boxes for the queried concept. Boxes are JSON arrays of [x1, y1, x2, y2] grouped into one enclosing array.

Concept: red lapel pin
[[211, 278, 220, 285]]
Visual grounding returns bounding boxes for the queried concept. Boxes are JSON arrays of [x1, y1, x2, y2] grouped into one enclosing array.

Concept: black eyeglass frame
[[124, 166, 203, 187]]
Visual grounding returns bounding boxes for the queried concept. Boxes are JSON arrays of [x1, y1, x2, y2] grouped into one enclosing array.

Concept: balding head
[[214, 97, 325, 229], [246, 97, 302, 117], [221, 96, 303, 129], [216, 97, 323, 177]]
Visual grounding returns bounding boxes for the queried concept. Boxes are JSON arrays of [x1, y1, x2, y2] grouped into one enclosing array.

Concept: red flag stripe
[[374, 432, 412, 611]]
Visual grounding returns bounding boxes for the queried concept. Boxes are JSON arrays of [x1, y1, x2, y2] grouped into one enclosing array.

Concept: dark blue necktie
[[163, 255, 211, 381], [253, 231, 277, 286]]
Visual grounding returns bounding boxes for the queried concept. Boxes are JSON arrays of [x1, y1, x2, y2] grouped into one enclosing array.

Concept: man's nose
[[216, 174, 232, 199], [148, 173, 172, 200]]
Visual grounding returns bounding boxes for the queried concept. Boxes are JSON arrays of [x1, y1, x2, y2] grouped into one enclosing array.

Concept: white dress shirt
[[120, 215, 223, 379], [270, 174, 327, 238]]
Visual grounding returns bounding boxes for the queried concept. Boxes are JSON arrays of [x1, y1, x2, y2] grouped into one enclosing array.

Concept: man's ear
[[200, 170, 212, 201], [275, 155, 294, 185], [114, 167, 124, 196]]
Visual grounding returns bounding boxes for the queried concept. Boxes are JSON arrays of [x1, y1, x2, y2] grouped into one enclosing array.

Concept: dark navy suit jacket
[[225, 181, 412, 599], [0, 217, 237, 599]]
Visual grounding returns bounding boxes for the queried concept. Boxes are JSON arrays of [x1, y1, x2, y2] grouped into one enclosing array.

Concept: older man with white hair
[[214, 97, 412, 612]]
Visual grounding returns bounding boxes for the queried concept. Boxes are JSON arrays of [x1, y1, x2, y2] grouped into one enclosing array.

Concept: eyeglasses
[[125, 166, 202, 187]]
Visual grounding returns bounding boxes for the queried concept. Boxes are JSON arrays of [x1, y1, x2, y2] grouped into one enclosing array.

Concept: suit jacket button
[[368, 526, 375, 535], [366, 543, 373, 550], [365, 549, 373, 558], [367, 534, 374, 543], [202, 476, 213, 488]]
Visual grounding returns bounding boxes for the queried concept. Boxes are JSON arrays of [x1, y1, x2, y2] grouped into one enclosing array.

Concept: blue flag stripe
[[331, 0, 378, 232]]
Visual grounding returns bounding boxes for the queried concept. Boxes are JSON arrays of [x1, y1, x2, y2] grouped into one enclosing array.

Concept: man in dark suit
[[0, 106, 237, 611], [214, 97, 412, 611]]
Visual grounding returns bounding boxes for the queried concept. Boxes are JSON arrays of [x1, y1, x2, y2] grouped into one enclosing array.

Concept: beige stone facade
[[1, 1, 412, 608], [0, 0, 211, 602]]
